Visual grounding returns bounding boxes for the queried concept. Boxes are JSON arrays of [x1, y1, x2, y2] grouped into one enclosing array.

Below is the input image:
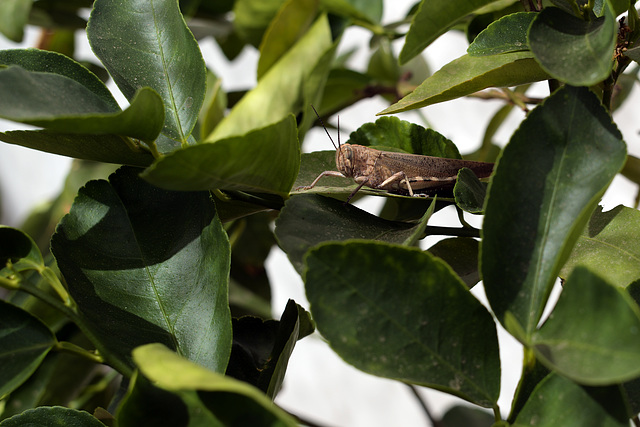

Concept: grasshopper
[[298, 111, 495, 202]]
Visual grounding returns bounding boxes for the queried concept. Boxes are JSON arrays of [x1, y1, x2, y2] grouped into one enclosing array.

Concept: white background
[[1, 2, 638, 426]]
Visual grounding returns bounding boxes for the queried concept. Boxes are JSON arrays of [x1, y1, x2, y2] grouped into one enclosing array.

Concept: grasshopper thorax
[[336, 144, 355, 178]]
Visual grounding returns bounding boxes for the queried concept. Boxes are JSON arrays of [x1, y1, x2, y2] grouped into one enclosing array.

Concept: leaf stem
[[406, 384, 442, 427], [425, 225, 480, 238], [55, 340, 104, 364]]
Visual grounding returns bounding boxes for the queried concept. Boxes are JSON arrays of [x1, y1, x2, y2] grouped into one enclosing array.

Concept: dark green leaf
[[512, 374, 628, 427], [304, 241, 500, 407], [468, 12, 535, 56], [141, 115, 299, 196], [319, 68, 372, 114], [0, 67, 164, 141], [532, 267, 640, 384], [441, 405, 494, 427], [0, 49, 119, 110], [0, 406, 106, 427], [507, 356, 551, 423], [275, 194, 422, 274], [482, 86, 626, 337], [0, 301, 56, 399], [347, 116, 462, 158], [453, 167, 488, 214], [529, 6, 616, 86], [428, 237, 480, 288], [88, 0, 206, 146], [0, 0, 31, 42], [205, 15, 333, 141], [132, 343, 298, 427], [0, 131, 154, 167], [624, 46, 640, 63], [560, 205, 640, 287], [399, 0, 496, 64], [0, 226, 43, 273], [379, 52, 549, 114], [51, 167, 232, 373], [257, 0, 318, 79]]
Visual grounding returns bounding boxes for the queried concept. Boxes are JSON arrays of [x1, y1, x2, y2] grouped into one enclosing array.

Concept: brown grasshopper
[[298, 111, 495, 202]]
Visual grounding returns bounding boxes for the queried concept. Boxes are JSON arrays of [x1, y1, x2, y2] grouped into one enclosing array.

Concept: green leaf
[[50, 167, 232, 374], [468, 12, 536, 56], [0, 67, 164, 141], [531, 267, 640, 384], [233, 0, 286, 47], [481, 86, 626, 337], [512, 374, 628, 427], [0, 131, 154, 167], [0, 49, 119, 111], [379, 51, 549, 114], [141, 115, 299, 196], [560, 205, 640, 287], [528, 6, 616, 86], [0, 226, 44, 274], [275, 194, 424, 274], [0, 406, 106, 427], [319, 68, 372, 114], [0, 300, 56, 399], [347, 116, 462, 158], [304, 241, 500, 407], [88, 0, 206, 146], [399, 0, 496, 64], [205, 15, 333, 141], [320, 0, 383, 24], [257, 0, 318, 80], [133, 343, 298, 427], [0, 0, 31, 42], [197, 71, 226, 140], [441, 405, 494, 427], [428, 237, 480, 288], [453, 167, 488, 214]]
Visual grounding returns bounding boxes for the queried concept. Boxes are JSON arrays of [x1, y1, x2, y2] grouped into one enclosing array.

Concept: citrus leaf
[[379, 51, 549, 114], [0, 406, 106, 427], [468, 12, 536, 56], [560, 205, 640, 288], [51, 167, 232, 373], [304, 241, 500, 407], [88, 0, 206, 146], [0, 0, 31, 42], [141, 114, 299, 196], [528, 6, 616, 86], [532, 267, 640, 384], [481, 86, 626, 337]]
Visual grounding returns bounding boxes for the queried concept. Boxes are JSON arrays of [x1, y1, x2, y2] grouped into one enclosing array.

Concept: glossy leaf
[[205, 15, 333, 141], [51, 167, 232, 373], [560, 205, 640, 287], [399, 0, 495, 64], [0, 301, 56, 399], [347, 116, 462, 158], [482, 86, 626, 337], [133, 343, 298, 427], [0, 49, 119, 110], [141, 115, 299, 196], [0, 131, 154, 167], [275, 194, 422, 274], [304, 241, 500, 407], [428, 238, 480, 288], [512, 374, 628, 427], [468, 12, 535, 56], [257, 0, 318, 79], [532, 267, 640, 384], [0, 66, 164, 141], [88, 0, 206, 146], [0, 406, 106, 427], [379, 51, 549, 114], [0, 0, 31, 42], [529, 6, 616, 86], [453, 167, 488, 214]]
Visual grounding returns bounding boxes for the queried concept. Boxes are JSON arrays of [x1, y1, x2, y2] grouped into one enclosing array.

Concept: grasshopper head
[[336, 144, 355, 178]]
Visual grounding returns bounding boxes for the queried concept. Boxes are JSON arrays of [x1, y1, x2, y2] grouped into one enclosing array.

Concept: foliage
[[1, 0, 640, 425]]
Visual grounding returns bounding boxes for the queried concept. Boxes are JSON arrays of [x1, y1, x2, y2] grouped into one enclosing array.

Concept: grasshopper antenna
[[311, 105, 338, 151]]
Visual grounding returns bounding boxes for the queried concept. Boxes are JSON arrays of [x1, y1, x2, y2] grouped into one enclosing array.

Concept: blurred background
[[1, 1, 638, 425]]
